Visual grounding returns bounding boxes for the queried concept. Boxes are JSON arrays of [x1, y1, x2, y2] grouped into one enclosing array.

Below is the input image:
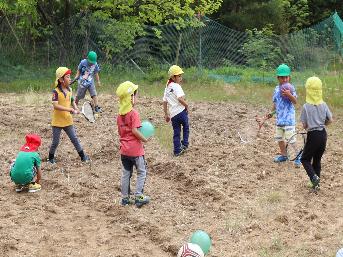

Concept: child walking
[[10, 134, 42, 193], [74, 51, 102, 113], [268, 64, 300, 166], [300, 76, 333, 189], [163, 65, 189, 156], [48, 67, 90, 164], [116, 81, 150, 207]]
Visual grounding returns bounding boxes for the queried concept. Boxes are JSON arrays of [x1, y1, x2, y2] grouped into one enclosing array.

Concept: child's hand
[[165, 115, 170, 122], [281, 88, 292, 98], [72, 109, 80, 114]]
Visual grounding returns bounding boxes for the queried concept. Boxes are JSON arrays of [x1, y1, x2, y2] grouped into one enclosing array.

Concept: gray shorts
[[76, 81, 97, 100]]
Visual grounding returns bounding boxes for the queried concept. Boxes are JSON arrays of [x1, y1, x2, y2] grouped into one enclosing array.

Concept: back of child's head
[[276, 64, 291, 77], [116, 81, 139, 115], [55, 67, 71, 87], [20, 134, 41, 152], [305, 76, 323, 105], [87, 51, 97, 64]]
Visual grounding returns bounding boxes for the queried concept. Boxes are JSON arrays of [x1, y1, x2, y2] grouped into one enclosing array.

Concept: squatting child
[[268, 63, 300, 166], [48, 67, 90, 164], [116, 81, 150, 207], [163, 65, 189, 156], [74, 51, 102, 113], [10, 134, 42, 193], [300, 76, 333, 189]]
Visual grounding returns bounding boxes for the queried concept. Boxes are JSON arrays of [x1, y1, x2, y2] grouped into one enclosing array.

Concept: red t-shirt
[[117, 109, 144, 157]]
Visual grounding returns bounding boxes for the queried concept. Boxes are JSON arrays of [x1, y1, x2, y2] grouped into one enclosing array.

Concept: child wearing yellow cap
[[163, 65, 189, 156], [300, 76, 333, 190], [116, 81, 150, 207], [47, 67, 90, 164]]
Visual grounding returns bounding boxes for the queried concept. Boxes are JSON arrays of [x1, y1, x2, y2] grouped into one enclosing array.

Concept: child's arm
[[35, 166, 42, 184], [163, 101, 170, 122], [178, 96, 188, 111], [302, 122, 308, 130], [74, 70, 80, 81], [52, 102, 78, 114], [132, 128, 148, 143], [95, 73, 101, 87]]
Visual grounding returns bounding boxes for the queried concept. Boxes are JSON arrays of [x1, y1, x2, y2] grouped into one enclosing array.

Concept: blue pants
[[171, 109, 189, 154]]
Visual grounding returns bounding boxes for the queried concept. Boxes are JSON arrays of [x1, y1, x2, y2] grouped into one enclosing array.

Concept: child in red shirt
[[116, 81, 150, 207]]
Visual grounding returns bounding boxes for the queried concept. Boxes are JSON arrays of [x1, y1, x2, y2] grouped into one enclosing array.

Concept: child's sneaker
[[273, 155, 288, 163], [135, 195, 150, 208], [294, 157, 302, 168], [94, 106, 103, 113], [121, 197, 135, 206], [174, 148, 185, 157], [47, 158, 56, 164], [311, 175, 320, 189], [28, 182, 41, 193], [81, 155, 91, 163], [15, 184, 25, 192]]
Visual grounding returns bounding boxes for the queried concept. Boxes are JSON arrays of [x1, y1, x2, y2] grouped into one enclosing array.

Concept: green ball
[[190, 230, 211, 254], [139, 120, 155, 138]]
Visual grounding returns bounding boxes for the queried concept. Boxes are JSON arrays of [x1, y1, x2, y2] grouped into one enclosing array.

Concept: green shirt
[[10, 151, 41, 184]]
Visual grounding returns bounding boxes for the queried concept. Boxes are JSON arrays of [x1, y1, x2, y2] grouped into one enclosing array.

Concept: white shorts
[[274, 125, 295, 142]]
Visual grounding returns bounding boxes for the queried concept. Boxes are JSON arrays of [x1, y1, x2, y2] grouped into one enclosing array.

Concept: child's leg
[[63, 125, 83, 153], [75, 82, 87, 105], [134, 156, 147, 196], [121, 155, 134, 197], [275, 126, 287, 156], [301, 132, 317, 181], [171, 114, 182, 154], [311, 130, 327, 178], [49, 126, 63, 157], [180, 110, 190, 147]]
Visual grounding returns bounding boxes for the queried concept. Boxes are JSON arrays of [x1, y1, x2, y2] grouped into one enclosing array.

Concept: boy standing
[[116, 81, 150, 207], [300, 76, 332, 189], [269, 64, 300, 166], [163, 65, 189, 156], [10, 134, 42, 193], [74, 51, 102, 113]]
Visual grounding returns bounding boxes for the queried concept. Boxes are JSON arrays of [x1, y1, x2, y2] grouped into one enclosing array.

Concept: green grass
[[1, 65, 343, 108]]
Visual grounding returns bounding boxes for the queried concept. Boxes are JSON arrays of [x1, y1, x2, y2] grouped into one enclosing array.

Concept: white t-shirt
[[163, 82, 185, 118]]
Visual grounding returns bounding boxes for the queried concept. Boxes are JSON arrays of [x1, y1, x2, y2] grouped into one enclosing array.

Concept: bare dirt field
[[1, 93, 343, 257]]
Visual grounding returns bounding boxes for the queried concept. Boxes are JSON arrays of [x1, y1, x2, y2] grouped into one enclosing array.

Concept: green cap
[[87, 51, 97, 64], [276, 64, 291, 76]]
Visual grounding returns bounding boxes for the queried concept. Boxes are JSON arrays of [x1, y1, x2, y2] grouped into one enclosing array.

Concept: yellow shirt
[[51, 86, 73, 127]]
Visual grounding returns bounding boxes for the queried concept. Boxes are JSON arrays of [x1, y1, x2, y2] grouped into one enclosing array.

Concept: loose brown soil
[[1, 93, 342, 257]]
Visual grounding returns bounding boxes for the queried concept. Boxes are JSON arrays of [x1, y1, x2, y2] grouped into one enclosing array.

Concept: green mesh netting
[[1, 12, 343, 84]]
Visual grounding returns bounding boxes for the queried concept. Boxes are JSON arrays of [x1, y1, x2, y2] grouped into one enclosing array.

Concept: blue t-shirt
[[78, 59, 100, 87], [272, 84, 297, 126]]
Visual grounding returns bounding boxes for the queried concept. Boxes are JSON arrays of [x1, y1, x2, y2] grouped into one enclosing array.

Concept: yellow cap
[[116, 81, 139, 115], [305, 76, 323, 105], [55, 67, 71, 87], [168, 65, 184, 78]]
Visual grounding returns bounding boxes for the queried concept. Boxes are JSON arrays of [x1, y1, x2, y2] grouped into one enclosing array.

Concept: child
[[48, 67, 90, 164], [74, 51, 102, 113], [163, 65, 189, 156], [300, 76, 332, 189], [268, 64, 300, 166], [10, 134, 42, 193], [116, 81, 150, 207]]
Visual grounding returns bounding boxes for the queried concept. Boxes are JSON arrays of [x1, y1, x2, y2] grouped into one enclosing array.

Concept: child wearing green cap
[[116, 81, 150, 208], [300, 76, 333, 190], [267, 64, 300, 166], [74, 51, 102, 113]]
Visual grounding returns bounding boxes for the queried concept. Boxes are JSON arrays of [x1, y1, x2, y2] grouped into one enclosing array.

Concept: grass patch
[[155, 124, 173, 151]]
